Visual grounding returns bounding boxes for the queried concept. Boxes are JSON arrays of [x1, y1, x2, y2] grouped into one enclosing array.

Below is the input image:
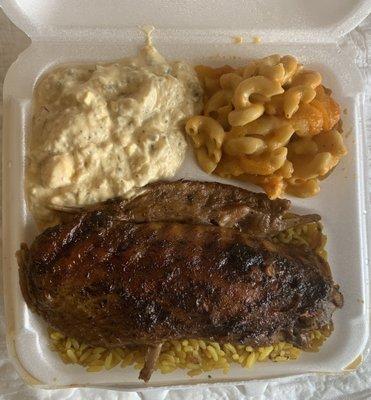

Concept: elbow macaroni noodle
[[185, 116, 225, 174], [232, 76, 284, 110], [187, 54, 346, 198]]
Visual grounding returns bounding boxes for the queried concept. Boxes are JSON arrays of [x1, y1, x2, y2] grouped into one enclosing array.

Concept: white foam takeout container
[[1, 0, 371, 391]]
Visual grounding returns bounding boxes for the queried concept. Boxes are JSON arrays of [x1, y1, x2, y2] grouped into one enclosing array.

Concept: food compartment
[[2, 36, 369, 389]]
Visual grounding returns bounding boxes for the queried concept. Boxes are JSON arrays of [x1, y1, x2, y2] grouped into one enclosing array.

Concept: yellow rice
[[48, 222, 332, 376]]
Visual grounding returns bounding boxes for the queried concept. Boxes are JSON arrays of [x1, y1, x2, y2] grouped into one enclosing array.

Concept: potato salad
[[27, 44, 203, 227]]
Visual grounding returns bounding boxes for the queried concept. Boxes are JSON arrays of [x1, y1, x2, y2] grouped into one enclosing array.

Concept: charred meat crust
[[20, 212, 342, 351]]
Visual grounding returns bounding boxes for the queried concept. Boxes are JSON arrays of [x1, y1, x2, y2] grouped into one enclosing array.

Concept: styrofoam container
[[1, 0, 371, 391]]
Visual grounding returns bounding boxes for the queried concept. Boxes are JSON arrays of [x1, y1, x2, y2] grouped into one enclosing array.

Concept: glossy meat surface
[[19, 211, 342, 350]]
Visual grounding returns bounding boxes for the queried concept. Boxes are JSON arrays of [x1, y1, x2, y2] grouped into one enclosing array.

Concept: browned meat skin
[[51, 180, 320, 236], [19, 212, 342, 353]]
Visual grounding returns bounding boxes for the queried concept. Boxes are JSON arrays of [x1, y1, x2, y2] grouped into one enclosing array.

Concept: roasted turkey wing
[[19, 214, 341, 349], [18, 181, 342, 381], [51, 180, 320, 236]]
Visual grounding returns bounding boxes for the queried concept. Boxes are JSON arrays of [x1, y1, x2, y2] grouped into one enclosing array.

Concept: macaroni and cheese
[[187, 55, 346, 198]]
